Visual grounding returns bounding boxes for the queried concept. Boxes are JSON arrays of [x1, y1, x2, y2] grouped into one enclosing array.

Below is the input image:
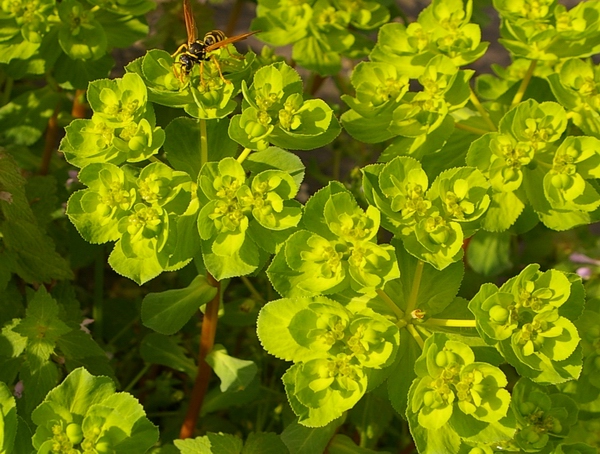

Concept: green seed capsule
[[489, 305, 509, 324], [65, 423, 83, 445]]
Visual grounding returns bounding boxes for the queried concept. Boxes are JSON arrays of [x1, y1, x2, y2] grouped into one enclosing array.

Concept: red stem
[[179, 273, 221, 439]]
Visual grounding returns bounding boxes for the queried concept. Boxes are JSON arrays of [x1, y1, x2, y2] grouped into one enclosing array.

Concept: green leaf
[[174, 433, 243, 454], [164, 117, 238, 180], [242, 432, 289, 454], [0, 382, 17, 454], [387, 329, 421, 417], [466, 230, 513, 276], [394, 239, 464, 316], [206, 345, 258, 392], [0, 86, 60, 146], [14, 288, 71, 363], [57, 0, 107, 60], [328, 434, 389, 454], [140, 333, 196, 378], [141, 275, 217, 335], [0, 152, 73, 283], [280, 417, 343, 454]]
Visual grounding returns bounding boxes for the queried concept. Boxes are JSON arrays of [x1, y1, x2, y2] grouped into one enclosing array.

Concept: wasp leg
[[210, 55, 231, 84], [223, 45, 245, 60], [171, 43, 188, 58], [200, 60, 205, 86]]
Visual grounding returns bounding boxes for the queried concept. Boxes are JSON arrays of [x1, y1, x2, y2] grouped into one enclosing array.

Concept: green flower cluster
[[257, 296, 399, 427], [363, 156, 489, 269], [469, 264, 583, 384], [511, 378, 579, 452], [252, 0, 389, 75], [126, 47, 258, 119], [67, 161, 196, 284], [32, 368, 158, 454], [342, 55, 473, 157], [229, 62, 341, 150], [268, 182, 399, 296], [61, 73, 165, 168], [198, 156, 302, 280], [550, 58, 600, 140], [494, 0, 600, 61], [407, 334, 510, 443], [467, 99, 600, 231], [370, 0, 489, 74]]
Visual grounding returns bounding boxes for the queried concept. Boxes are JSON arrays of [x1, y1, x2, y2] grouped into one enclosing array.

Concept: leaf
[[206, 345, 258, 392], [141, 275, 217, 335], [0, 153, 73, 283], [140, 333, 196, 378], [394, 240, 464, 316], [0, 382, 17, 454], [0, 86, 60, 146], [328, 434, 389, 454], [387, 327, 421, 414], [242, 432, 289, 454], [57, 329, 114, 380], [174, 433, 243, 454], [280, 417, 343, 454], [21, 359, 60, 414], [164, 117, 238, 180], [466, 230, 513, 276]]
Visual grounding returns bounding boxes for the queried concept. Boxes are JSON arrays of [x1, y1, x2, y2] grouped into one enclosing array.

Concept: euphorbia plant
[[2, 0, 600, 452]]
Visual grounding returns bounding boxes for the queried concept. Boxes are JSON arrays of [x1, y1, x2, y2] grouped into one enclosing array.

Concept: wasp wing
[[204, 31, 260, 52], [183, 0, 198, 45]]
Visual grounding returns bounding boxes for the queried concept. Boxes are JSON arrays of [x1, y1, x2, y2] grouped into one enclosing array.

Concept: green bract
[[68, 162, 197, 284], [363, 156, 489, 270], [229, 62, 341, 150], [268, 182, 399, 296], [197, 157, 302, 280], [407, 334, 511, 451], [466, 99, 600, 231], [253, 0, 386, 75], [31, 368, 158, 453], [342, 54, 473, 158], [257, 296, 399, 426], [469, 264, 583, 384], [511, 378, 579, 452], [370, 0, 489, 77]]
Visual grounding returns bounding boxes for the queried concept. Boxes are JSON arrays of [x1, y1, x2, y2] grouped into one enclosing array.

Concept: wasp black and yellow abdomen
[[203, 30, 226, 47]]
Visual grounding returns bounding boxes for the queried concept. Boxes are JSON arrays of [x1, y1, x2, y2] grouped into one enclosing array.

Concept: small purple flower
[[576, 267, 593, 280], [569, 252, 600, 266]]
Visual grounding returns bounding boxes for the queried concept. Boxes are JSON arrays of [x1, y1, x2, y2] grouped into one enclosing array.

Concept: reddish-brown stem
[[225, 0, 244, 37], [40, 102, 61, 176], [179, 273, 221, 439], [71, 89, 87, 119]]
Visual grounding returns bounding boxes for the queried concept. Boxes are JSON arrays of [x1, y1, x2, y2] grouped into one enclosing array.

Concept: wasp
[[172, 0, 258, 85]]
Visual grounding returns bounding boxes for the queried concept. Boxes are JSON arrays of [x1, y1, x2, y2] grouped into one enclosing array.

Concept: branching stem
[[510, 59, 537, 109], [454, 122, 490, 136], [237, 147, 252, 163], [469, 88, 497, 132], [407, 324, 424, 349], [376, 288, 405, 320], [403, 260, 424, 321], [422, 318, 477, 328]]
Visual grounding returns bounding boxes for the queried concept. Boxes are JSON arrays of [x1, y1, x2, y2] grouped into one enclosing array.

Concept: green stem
[[510, 59, 537, 110], [376, 289, 405, 320], [407, 324, 424, 349], [240, 276, 265, 303], [469, 88, 497, 132], [1, 76, 13, 107], [454, 122, 490, 136], [237, 147, 252, 163], [106, 316, 140, 347], [422, 318, 477, 328], [200, 119, 208, 167], [403, 260, 424, 321], [124, 363, 151, 392]]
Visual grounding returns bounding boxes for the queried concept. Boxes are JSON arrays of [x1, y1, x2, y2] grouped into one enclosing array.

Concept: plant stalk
[[454, 122, 490, 136], [469, 88, 496, 132], [422, 318, 477, 327], [40, 100, 62, 176], [179, 273, 221, 439], [237, 147, 252, 163], [510, 59, 537, 109], [200, 119, 208, 166], [376, 289, 405, 320], [403, 260, 424, 320]]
